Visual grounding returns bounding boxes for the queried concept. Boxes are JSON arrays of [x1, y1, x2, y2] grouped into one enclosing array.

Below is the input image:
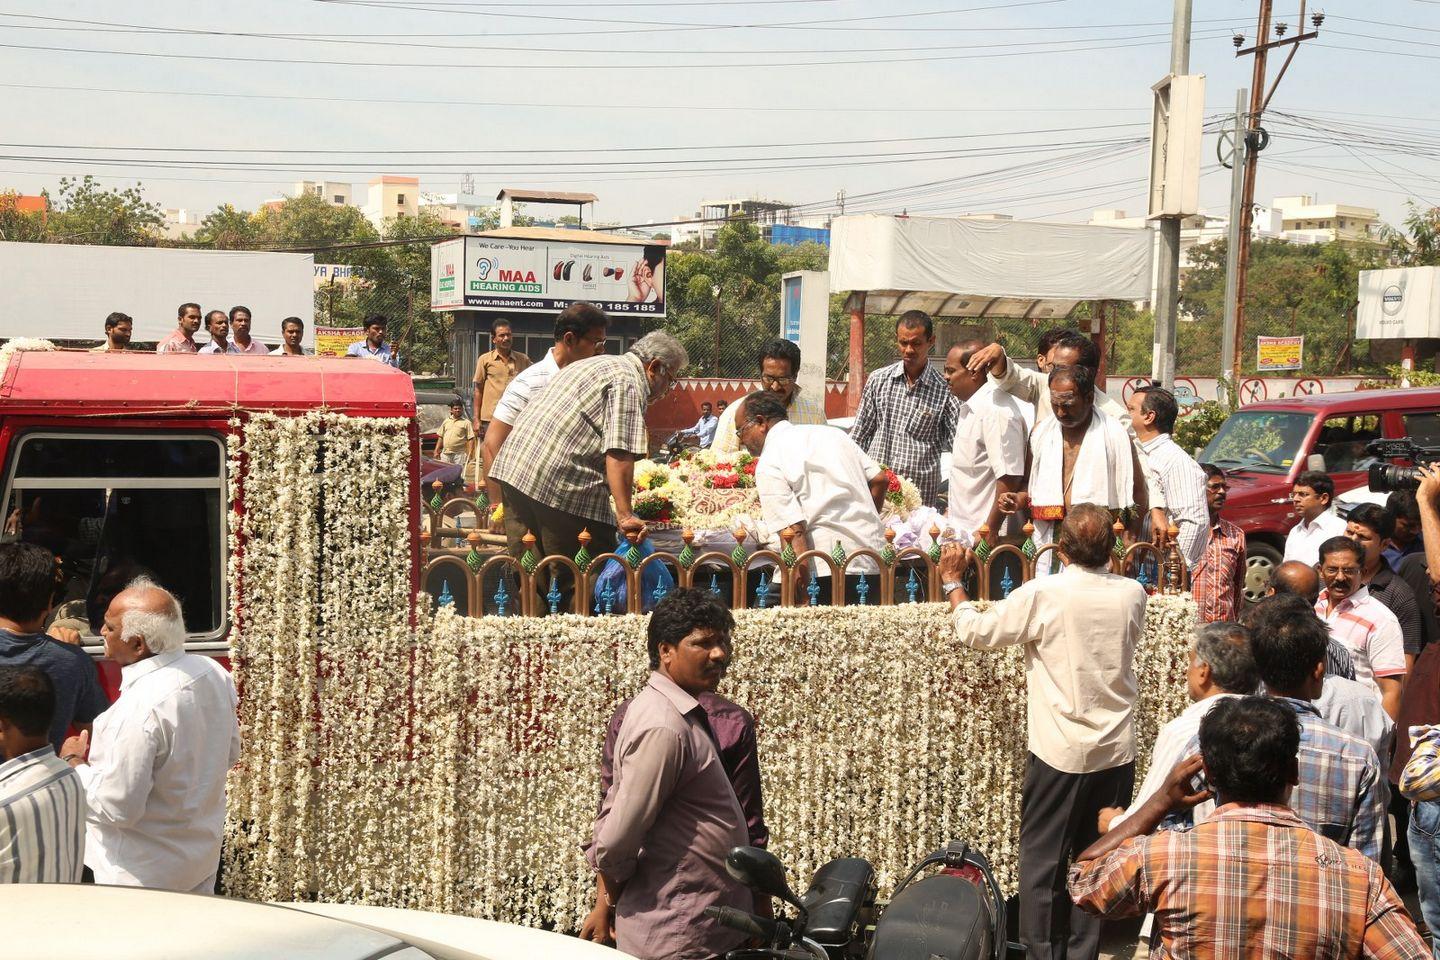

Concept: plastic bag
[[592, 534, 676, 613]]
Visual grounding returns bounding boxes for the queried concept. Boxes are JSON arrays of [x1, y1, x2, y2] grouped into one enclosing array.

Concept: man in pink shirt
[[155, 303, 201, 354], [227, 306, 270, 355], [589, 588, 753, 960], [1317, 535, 1407, 720]]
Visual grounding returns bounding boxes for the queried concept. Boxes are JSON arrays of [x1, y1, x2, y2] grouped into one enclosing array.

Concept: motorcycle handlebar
[[704, 905, 780, 942]]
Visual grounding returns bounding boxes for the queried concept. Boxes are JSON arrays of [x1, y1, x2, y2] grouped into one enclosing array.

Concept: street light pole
[[1151, 0, 1193, 388], [1220, 87, 1248, 404]]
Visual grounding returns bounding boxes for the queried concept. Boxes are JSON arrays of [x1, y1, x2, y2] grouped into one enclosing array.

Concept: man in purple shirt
[[587, 588, 754, 960]]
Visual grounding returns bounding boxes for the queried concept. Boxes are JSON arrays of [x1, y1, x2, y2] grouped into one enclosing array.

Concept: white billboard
[[1358, 267, 1440, 340], [0, 242, 315, 348], [431, 235, 665, 317]]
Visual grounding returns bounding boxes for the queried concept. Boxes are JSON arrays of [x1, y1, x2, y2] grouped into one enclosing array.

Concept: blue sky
[[1, 0, 1436, 230]]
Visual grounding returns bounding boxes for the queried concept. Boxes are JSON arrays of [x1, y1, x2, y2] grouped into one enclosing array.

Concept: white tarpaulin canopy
[[828, 214, 1154, 318]]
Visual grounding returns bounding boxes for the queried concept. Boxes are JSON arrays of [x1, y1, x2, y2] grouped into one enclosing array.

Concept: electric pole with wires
[[1229, 1, 1324, 387]]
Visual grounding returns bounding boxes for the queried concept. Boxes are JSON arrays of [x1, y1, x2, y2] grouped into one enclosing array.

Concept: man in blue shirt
[[346, 314, 399, 367], [689, 402, 718, 448], [0, 543, 108, 753]]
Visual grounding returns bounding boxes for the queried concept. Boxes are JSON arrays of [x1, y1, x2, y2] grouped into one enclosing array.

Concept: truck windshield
[[1201, 410, 1313, 475], [2, 433, 226, 643]]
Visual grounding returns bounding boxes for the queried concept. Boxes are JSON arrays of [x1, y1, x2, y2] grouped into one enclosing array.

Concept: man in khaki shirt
[[940, 503, 1146, 960], [432, 400, 476, 467], [472, 320, 531, 435]]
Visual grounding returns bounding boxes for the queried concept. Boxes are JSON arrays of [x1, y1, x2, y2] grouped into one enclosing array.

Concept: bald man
[[59, 579, 239, 893], [1261, 560, 1355, 682]]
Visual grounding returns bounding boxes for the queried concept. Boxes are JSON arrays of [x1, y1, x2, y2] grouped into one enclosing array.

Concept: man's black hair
[[1053, 332, 1101, 372], [1201, 462, 1225, 481], [742, 390, 789, 424], [1387, 489, 1421, 526], [1245, 593, 1328, 692], [1036, 327, 1073, 357], [0, 665, 55, 738], [1294, 469, 1334, 502], [647, 587, 734, 670], [1199, 696, 1300, 805], [228, 305, 251, 322], [365, 314, 389, 331], [1135, 385, 1180, 434], [104, 312, 132, 331], [281, 316, 304, 331], [1318, 535, 1364, 567], [553, 301, 608, 341], [178, 302, 200, 317], [491, 318, 513, 333], [757, 337, 801, 374], [895, 310, 934, 339], [0, 542, 58, 624], [205, 310, 227, 328], [1347, 502, 1394, 541], [1057, 503, 1114, 569], [1047, 363, 1096, 398]]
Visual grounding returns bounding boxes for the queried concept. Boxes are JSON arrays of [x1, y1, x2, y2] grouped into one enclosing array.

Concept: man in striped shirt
[[0, 665, 85, 884], [1317, 536, 1407, 721]]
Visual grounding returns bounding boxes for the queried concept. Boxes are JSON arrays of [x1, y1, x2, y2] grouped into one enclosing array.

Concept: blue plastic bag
[[592, 534, 676, 613]]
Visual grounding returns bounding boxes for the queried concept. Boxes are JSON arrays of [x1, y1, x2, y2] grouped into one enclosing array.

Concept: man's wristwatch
[[942, 580, 964, 597]]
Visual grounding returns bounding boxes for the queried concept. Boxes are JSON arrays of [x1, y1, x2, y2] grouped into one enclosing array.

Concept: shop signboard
[[431, 235, 666, 316], [315, 325, 361, 358]]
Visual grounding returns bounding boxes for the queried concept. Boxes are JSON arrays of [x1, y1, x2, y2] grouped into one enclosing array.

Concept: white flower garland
[[222, 412, 1198, 928]]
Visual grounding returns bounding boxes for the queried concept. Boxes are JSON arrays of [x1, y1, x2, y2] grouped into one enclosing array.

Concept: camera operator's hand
[[1418, 463, 1440, 505]]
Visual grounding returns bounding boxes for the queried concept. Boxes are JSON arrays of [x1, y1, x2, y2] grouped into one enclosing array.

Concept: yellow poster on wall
[[1256, 335, 1304, 371], [315, 326, 361, 358]]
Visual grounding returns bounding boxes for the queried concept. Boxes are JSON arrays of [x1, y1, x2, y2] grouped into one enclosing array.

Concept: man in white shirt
[[939, 503, 1146, 960], [480, 303, 610, 522], [713, 338, 828, 457], [1098, 621, 1257, 834], [60, 579, 239, 893], [1126, 385, 1209, 570], [688, 402, 719, 449], [197, 310, 232, 355], [738, 392, 888, 601], [941, 340, 1026, 545], [1282, 470, 1347, 564], [227, 305, 270, 355], [1315, 536, 1406, 720]]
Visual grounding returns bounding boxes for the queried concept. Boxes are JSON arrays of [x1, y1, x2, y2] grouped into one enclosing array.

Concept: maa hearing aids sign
[[431, 235, 666, 316]]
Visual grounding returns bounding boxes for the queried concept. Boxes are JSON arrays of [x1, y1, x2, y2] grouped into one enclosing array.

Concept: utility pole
[[1230, 0, 1323, 386], [1151, 0, 1193, 389], [1219, 87, 1248, 405]]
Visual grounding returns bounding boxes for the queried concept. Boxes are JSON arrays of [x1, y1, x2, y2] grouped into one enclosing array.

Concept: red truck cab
[[1200, 387, 1440, 602], [0, 350, 419, 698]]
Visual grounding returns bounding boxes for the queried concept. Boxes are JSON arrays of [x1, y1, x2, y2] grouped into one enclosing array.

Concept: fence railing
[[421, 491, 1190, 618]]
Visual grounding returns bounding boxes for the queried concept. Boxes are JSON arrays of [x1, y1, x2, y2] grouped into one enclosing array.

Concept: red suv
[[1199, 387, 1440, 602]]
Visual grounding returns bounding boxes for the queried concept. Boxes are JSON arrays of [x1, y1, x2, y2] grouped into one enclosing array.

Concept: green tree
[[1385, 202, 1440, 267], [194, 204, 262, 249], [0, 192, 48, 242], [44, 176, 163, 246]]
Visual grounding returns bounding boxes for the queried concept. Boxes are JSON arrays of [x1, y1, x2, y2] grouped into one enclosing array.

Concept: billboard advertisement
[[1357, 267, 1440, 340], [431, 235, 665, 316], [315, 326, 361, 358]]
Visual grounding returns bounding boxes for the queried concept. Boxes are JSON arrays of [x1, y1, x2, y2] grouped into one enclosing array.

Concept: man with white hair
[[59, 578, 239, 893], [490, 329, 687, 573]]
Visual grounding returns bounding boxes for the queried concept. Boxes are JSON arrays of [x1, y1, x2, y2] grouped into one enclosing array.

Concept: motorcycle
[[706, 841, 1025, 960]]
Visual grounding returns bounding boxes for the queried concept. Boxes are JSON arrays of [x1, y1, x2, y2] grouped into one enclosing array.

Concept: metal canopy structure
[[853, 291, 1080, 321]]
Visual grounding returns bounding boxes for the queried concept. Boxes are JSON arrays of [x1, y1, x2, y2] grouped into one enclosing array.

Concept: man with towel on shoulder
[[1028, 365, 1145, 574]]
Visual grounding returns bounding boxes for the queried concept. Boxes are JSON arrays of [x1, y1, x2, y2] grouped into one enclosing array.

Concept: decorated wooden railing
[[421, 486, 1190, 618]]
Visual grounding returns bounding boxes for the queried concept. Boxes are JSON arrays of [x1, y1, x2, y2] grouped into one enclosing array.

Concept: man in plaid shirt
[[849, 311, 957, 507], [1070, 696, 1426, 960], [490, 331, 687, 581]]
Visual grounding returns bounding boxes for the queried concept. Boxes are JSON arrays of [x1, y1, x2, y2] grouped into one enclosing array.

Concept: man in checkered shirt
[[849, 311, 957, 507], [489, 331, 687, 581]]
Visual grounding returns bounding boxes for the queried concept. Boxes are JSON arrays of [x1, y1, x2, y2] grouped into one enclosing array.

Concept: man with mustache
[[588, 588, 752, 960]]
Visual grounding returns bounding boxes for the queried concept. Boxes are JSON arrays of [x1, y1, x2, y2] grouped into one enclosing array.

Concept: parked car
[[1, 883, 627, 960], [1200, 387, 1440, 602]]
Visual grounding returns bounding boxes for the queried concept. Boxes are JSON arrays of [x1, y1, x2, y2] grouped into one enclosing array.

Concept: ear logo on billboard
[[475, 258, 494, 281], [1381, 275, 1407, 320]]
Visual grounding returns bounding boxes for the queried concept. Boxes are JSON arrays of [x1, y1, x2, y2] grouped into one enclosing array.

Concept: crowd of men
[[0, 542, 239, 891], [87, 304, 400, 363]]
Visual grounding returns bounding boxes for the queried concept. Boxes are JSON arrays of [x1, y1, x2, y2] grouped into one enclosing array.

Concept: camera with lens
[[1367, 438, 1440, 492]]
